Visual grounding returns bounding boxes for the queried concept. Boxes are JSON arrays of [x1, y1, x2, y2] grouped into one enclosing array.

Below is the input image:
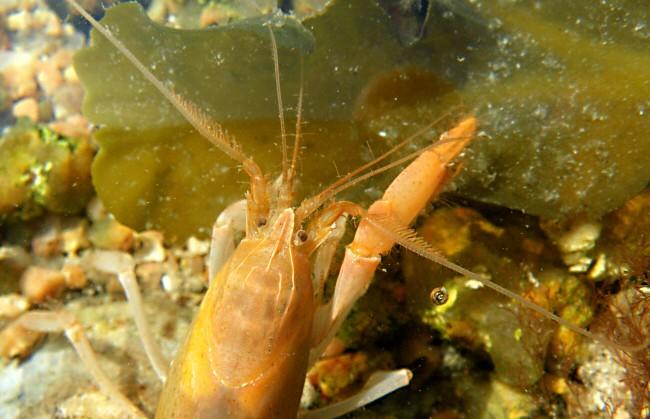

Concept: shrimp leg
[[208, 199, 247, 282], [298, 369, 412, 419], [85, 250, 169, 382], [14, 310, 146, 418]]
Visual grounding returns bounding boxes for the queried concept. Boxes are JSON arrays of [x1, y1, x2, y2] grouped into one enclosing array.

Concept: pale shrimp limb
[[66, 0, 270, 233], [310, 214, 347, 303], [309, 117, 477, 363], [84, 250, 169, 382], [268, 27, 289, 194], [297, 369, 412, 419], [14, 310, 146, 419], [208, 199, 247, 282]]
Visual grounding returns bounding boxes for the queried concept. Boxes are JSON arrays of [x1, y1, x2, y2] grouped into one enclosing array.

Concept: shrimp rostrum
[[14, 1, 642, 418]]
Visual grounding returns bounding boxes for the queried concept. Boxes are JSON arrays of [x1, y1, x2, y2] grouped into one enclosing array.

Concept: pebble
[[2, 62, 37, 100], [0, 294, 30, 319], [60, 218, 90, 256], [20, 266, 67, 303], [88, 218, 135, 252], [6, 10, 30, 32], [12, 97, 39, 122], [0, 319, 43, 359], [62, 65, 78, 83], [134, 231, 166, 263], [36, 61, 63, 95], [50, 49, 73, 70], [31, 217, 63, 257], [51, 83, 83, 120], [49, 114, 90, 138], [62, 264, 87, 289]]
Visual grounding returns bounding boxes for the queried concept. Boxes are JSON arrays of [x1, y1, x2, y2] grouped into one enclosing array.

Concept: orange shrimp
[[13, 1, 643, 418]]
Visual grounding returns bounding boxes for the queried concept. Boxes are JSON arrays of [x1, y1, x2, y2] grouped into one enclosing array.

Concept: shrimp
[[11, 1, 646, 418]]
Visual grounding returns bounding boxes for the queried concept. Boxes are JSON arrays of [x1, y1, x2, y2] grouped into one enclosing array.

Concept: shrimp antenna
[[287, 56, 304, 194], [268, 26, 290, 204], [66, 0, 269, 210], [364, 213, 650, 353]]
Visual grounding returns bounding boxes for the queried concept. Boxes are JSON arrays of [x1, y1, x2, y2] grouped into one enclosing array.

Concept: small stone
[[0, 294, 30, 319], [12, 97, 39, 122], [0, 319, 43, 359], [6, 11, 31, 32], [0, 246, 31, 274], [308, 352, 369, 399], [31, 218, 62, 257], [20, 266, 66, 303], [88, 218, 135, 252], [50, 49, 73, 70], [199, 5, 234, 28], [2, 63, 37, 100], [36, 61, 63, 95], [62, 22, 75, 37], [57, 390, 130, 418], [52, 84, 84, 120], [62, 264, 87, 289], [32, 9, 53, 30], [180, 255, 204, 277], [186, 236, 209, 255], [48, 114, 90, 138], [541, 216, 602, 272], [134, 231, 166, 263], [161, 273, 182, 293], [135, 262, 165, 289], [62, 65, 78, 84], [44, 14, 63, 37], [86, 197, 107, 224], [60, 218, 89, 256]]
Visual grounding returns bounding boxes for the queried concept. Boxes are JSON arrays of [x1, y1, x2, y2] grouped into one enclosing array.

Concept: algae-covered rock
[[594, 188, 650, 282], [402, 207, 594, 389], [0, 119, 93, 222]]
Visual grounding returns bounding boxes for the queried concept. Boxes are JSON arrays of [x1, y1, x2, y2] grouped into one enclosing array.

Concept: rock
[[12, 98, 39, 122], [0, 297, 192, 417], [1, 62, 37, 100], [0, 319, 43, 359], [62, 264, 87, 289], [0, 294, 30, 319], [20, 266, 66, 303], [36, 61, 63, 95], [88, 218, 135, 252]]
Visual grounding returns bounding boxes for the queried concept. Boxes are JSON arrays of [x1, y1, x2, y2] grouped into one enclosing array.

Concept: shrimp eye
[[430, 287, 449, 306], [296, 229, 308, 242], [256, 216, 267, 227]]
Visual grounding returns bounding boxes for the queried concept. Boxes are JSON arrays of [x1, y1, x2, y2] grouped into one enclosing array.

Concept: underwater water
[[0, 0, 648, 418]]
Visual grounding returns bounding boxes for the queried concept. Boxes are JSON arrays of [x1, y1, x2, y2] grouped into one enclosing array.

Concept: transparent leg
[[85, 250, 168, 382], [16, 310, 146, 418], [298, 369, 412, 419], [208, 199, 247, 282]]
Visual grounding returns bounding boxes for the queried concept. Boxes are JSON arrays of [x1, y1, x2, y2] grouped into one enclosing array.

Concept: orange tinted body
[[156, 210, 313, 418]]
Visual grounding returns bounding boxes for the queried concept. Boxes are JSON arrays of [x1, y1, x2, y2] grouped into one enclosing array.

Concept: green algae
[[77, 0, 650, 242], [76, 0, 431, 240], [0, 120, 93, 223], [451, 1, 650, 218]]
